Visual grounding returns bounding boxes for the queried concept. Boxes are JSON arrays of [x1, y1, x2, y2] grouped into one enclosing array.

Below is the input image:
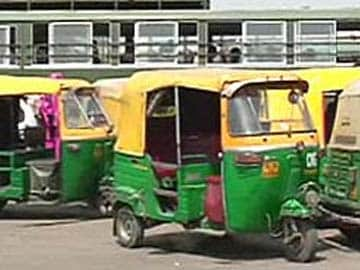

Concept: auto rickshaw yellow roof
[[125, 68, 305, 94], [295, 67, 360, 92], [0, 75, 90, 96], [294, 67, 360, 147], [114, 68, 307, 156]]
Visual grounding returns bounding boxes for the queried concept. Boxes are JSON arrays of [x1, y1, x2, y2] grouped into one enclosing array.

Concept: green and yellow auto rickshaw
[[0, 75, 114, 214], [111, 69, 320, 262], [319, 79, 360, 244]]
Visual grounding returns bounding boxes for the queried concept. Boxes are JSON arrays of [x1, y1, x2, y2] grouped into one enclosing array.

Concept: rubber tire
[[283, 219, 318, 263], [115, 207, 144, 248], [340, 227, 360, 247]]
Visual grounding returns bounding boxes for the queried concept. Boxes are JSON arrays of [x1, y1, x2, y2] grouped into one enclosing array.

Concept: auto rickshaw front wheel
[[115, 207, 144, 248], [283, 218, 318, 262]]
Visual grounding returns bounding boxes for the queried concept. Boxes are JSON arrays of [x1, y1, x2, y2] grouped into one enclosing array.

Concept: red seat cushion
[[153, 161, 178, 178]]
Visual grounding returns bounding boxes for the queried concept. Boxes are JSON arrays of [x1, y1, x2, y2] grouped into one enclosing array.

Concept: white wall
[[211, 0, 360, 10]]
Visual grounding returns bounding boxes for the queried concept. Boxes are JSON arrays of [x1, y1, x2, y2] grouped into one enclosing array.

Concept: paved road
[[0, 204, 359, 270]]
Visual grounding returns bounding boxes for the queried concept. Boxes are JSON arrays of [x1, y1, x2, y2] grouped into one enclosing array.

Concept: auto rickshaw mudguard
[[280, 198, 312, 218], [112, 187, 146, 236], [113, 186, 146, 216], [280, 181, 320, 219]]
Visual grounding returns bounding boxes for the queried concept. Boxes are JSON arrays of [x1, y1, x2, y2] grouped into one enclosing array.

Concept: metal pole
[[174, 86, 182, 166], [198, 21, 208, 66]]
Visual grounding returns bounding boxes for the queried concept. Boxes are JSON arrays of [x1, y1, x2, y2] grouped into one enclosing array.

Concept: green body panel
[[113, 154, 158, 218], [321, 148, 360, 213], [61, 139, 113, 202], [0, 149, 51, 200], [113, 153, 219, 223], [0, 139, 113, 203], [223, 147, 318, 233], [174, 162, 220, 222], [114, 146, 317, 232]]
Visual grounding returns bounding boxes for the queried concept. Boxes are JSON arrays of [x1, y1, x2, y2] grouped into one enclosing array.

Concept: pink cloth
[[40, 95, 61, 160]]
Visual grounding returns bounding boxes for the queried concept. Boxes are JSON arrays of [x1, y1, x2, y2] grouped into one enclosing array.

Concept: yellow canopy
[[0, 75, 90, 96], [295, 67, 360, 146], [124, 68, 303, 94], [114, 68, 304, 156]]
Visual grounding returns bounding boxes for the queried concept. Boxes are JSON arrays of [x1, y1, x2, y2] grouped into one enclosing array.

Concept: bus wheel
[[115, 207, 144, 248], [340, 227, 360, 247], [283, 218, 318, 262]]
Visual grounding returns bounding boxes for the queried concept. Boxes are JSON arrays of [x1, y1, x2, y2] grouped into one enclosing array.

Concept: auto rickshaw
[[111, 69, 320, 262], [319, 79, 360, 244], [295, 67, 360, 147], [0, 76, 114, 214]]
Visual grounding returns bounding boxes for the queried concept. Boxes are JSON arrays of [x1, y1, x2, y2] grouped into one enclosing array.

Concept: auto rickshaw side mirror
[[288, 90, 301, 104]]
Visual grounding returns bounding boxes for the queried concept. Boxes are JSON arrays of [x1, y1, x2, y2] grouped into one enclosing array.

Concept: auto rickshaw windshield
[[64, 89, 110, 129], [229, 85, 314, 136]]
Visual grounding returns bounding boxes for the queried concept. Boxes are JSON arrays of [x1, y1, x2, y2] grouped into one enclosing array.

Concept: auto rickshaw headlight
[[305, 190, 320, 207]]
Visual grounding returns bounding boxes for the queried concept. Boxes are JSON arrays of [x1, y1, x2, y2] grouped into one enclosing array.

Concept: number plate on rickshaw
[[262, 160, 280, 178]]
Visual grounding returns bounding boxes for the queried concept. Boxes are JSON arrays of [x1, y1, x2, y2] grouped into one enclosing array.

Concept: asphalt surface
[[0, 204, 359, 270]]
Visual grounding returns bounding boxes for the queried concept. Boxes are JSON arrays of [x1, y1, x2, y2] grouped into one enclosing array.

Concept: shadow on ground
[[142, 230, 328, 262], [0, 203, 103, 221]]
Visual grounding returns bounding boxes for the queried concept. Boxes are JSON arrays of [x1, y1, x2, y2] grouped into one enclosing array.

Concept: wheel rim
[[118, 212, 135, 243]]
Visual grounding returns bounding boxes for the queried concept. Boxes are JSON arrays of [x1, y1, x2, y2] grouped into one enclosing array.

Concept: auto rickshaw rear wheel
[[283, 218, 318, 262], [115, 206, 144, 248]]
